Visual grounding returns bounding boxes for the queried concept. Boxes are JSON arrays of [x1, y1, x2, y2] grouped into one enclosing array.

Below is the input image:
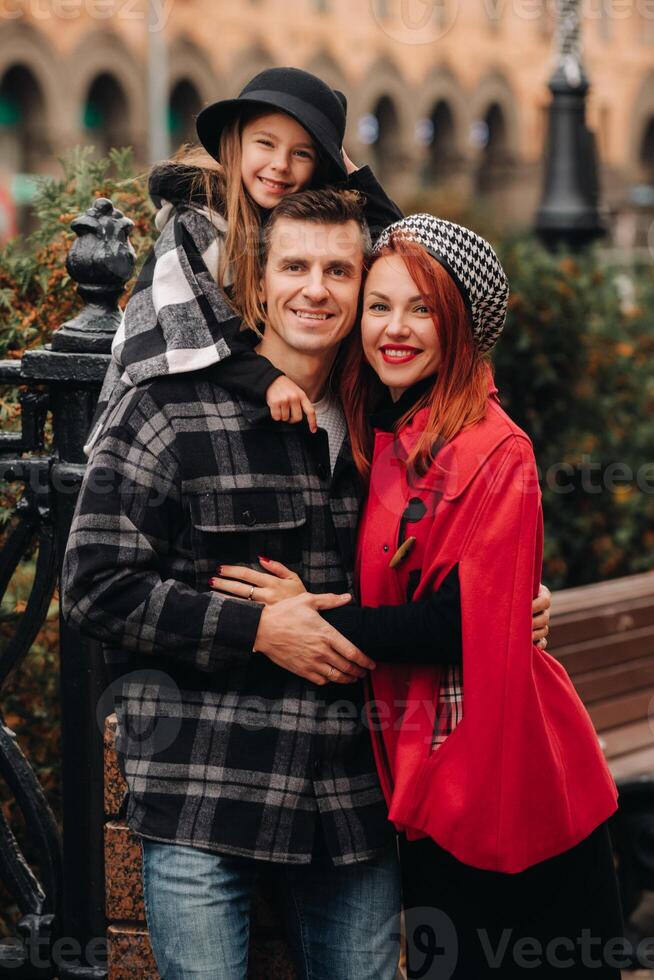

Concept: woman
[[212, 214, 622, 977]]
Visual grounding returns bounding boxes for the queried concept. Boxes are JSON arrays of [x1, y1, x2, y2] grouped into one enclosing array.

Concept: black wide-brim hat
[[196, 67, 347, 181]]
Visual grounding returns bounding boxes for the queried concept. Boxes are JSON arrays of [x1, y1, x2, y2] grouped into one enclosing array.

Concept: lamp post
[[535, 0, 605, 248], [147, 0, 170, 164]]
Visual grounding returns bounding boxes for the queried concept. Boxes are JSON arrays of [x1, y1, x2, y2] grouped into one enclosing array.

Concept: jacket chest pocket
[[187, 488, 307, 580]]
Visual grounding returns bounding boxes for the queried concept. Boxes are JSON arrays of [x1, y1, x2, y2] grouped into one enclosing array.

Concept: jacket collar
[[369, 376, 436, 432]]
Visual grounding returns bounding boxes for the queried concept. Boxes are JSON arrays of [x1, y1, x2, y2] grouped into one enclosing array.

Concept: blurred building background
[[0, 0, 653, 248]]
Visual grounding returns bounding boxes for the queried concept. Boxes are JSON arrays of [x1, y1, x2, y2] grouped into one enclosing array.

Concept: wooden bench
[[548, 571, 654, 781], [549, 571, 654, 921]]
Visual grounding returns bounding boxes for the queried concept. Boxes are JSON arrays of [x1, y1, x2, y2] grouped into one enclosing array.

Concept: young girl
[[84, 66, 402, 455]]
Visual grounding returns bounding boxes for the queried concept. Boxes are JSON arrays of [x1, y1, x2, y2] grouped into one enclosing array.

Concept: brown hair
[[152, 109, 333, 332], [263, 187, 371, 260], [340, 235, 492, 481]]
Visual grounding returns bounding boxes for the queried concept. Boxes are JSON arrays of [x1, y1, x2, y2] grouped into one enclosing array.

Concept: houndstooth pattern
[[374, 214, 509, 354]]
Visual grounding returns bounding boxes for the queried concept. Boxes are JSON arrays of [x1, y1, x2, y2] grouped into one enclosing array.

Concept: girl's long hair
[[158, 110, 329, 332], [340, 237, 492, 481]]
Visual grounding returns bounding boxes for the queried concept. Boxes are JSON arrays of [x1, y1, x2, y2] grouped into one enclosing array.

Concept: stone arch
[[169, 79, 203, 149], [350, 57, 414, 184], [168, 34, 220, 121], [68, 30, 145, 158], [0, 22, 62, 163], [83, 72, 131, 158], [0, 64, 48, 174], [469, 72, 520, 193], [414, 67, 468, 186], [469, 71, 520, 159], [631, 72, 654, 182]]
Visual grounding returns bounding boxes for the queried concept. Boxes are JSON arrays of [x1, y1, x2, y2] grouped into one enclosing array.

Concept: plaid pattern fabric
[[431, 665, 464, 749], [62, 369, 392, 865], [83, 206, 243, 458]]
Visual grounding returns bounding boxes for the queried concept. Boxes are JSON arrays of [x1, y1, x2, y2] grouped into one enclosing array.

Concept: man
[[62, 189, 550, 980]]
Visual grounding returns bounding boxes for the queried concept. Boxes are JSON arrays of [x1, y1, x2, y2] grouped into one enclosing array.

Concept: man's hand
[[253, 592, 376, 686], [532, 583, 552, 649]]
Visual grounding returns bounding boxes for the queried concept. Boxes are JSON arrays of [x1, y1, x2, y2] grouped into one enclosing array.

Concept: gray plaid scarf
[[84, 202, 238, 457]]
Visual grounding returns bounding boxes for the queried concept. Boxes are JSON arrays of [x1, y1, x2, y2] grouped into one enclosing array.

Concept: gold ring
[[328, 665, 337, 680], [247, 585, 255, 601]]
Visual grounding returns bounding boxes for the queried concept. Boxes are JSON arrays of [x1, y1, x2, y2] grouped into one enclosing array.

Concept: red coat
[[358, 387, 618, 874]]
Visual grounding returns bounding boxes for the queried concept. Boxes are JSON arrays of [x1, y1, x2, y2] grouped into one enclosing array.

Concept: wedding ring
[[247, 585, 255, 601], [328, 665, 337, 680]]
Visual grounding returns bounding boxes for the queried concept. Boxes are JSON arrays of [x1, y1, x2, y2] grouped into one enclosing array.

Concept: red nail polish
[[207, 578, 215, 586], [259, 555, 270, 562]]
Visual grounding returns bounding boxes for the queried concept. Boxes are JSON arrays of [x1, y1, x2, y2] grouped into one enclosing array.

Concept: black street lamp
[[535, 0, 606, 249]]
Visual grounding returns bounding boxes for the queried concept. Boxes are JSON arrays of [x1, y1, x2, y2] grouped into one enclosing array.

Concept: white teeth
[[294, 311, 329, 320], [383, 348, 416, 358]]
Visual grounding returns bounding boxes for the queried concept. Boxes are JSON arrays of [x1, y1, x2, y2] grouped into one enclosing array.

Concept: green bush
[[493, 239, 654, 589]]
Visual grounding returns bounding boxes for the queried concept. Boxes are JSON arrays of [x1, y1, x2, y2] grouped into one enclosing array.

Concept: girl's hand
[[266, 376, 317, 432], [341, 147, 359, 175], [208, 557, 307, 606], [532, 583, 551, 649]]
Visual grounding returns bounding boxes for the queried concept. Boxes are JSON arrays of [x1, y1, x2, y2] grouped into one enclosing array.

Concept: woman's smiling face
[[240, 111, 319, 209], [361, 253, 441, 401]]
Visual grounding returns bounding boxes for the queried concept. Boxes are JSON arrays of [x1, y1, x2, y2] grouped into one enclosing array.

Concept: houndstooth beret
[[373, 214, 509, 354]]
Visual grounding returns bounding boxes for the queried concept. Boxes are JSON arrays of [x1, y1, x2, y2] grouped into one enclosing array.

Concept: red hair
[[340, 236, 492, 481]]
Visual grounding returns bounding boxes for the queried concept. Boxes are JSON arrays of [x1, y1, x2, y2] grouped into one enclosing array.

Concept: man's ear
[[257, 276, 266, 305]]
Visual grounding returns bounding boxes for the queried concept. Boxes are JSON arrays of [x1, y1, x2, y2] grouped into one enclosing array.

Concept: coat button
[[383, 544, 389, 553], [241, 509, 256, 526]]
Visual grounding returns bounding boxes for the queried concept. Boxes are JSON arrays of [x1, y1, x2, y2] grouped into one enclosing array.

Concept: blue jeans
[[141, 836, 401, 980]]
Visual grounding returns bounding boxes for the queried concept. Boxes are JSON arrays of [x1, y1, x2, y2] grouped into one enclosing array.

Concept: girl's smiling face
[[240, 112, 319, 208], [361, 253, 441, 401]]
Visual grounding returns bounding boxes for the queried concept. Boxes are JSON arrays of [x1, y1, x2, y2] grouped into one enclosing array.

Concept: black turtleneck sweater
[[321, 380, 462, 666]]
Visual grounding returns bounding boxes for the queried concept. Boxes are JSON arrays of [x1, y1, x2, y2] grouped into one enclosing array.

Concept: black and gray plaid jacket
[[61, 367, 393, 865]]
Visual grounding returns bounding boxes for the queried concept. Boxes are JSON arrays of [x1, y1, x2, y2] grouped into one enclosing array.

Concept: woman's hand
[[532, 583, 552, 649], [266, 376, 317, 433], [208, 557, 307, 606], [341, 147, 359, 174]]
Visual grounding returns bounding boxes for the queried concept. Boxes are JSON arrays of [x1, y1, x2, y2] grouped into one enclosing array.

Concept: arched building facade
[[0, 1, 652, 238]]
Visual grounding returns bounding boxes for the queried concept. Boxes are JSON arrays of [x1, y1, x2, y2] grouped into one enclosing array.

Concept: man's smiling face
[[259, 217, 364, 358]]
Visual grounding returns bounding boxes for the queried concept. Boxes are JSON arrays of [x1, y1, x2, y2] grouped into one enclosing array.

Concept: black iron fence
[[0, 197, 135, 979]]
